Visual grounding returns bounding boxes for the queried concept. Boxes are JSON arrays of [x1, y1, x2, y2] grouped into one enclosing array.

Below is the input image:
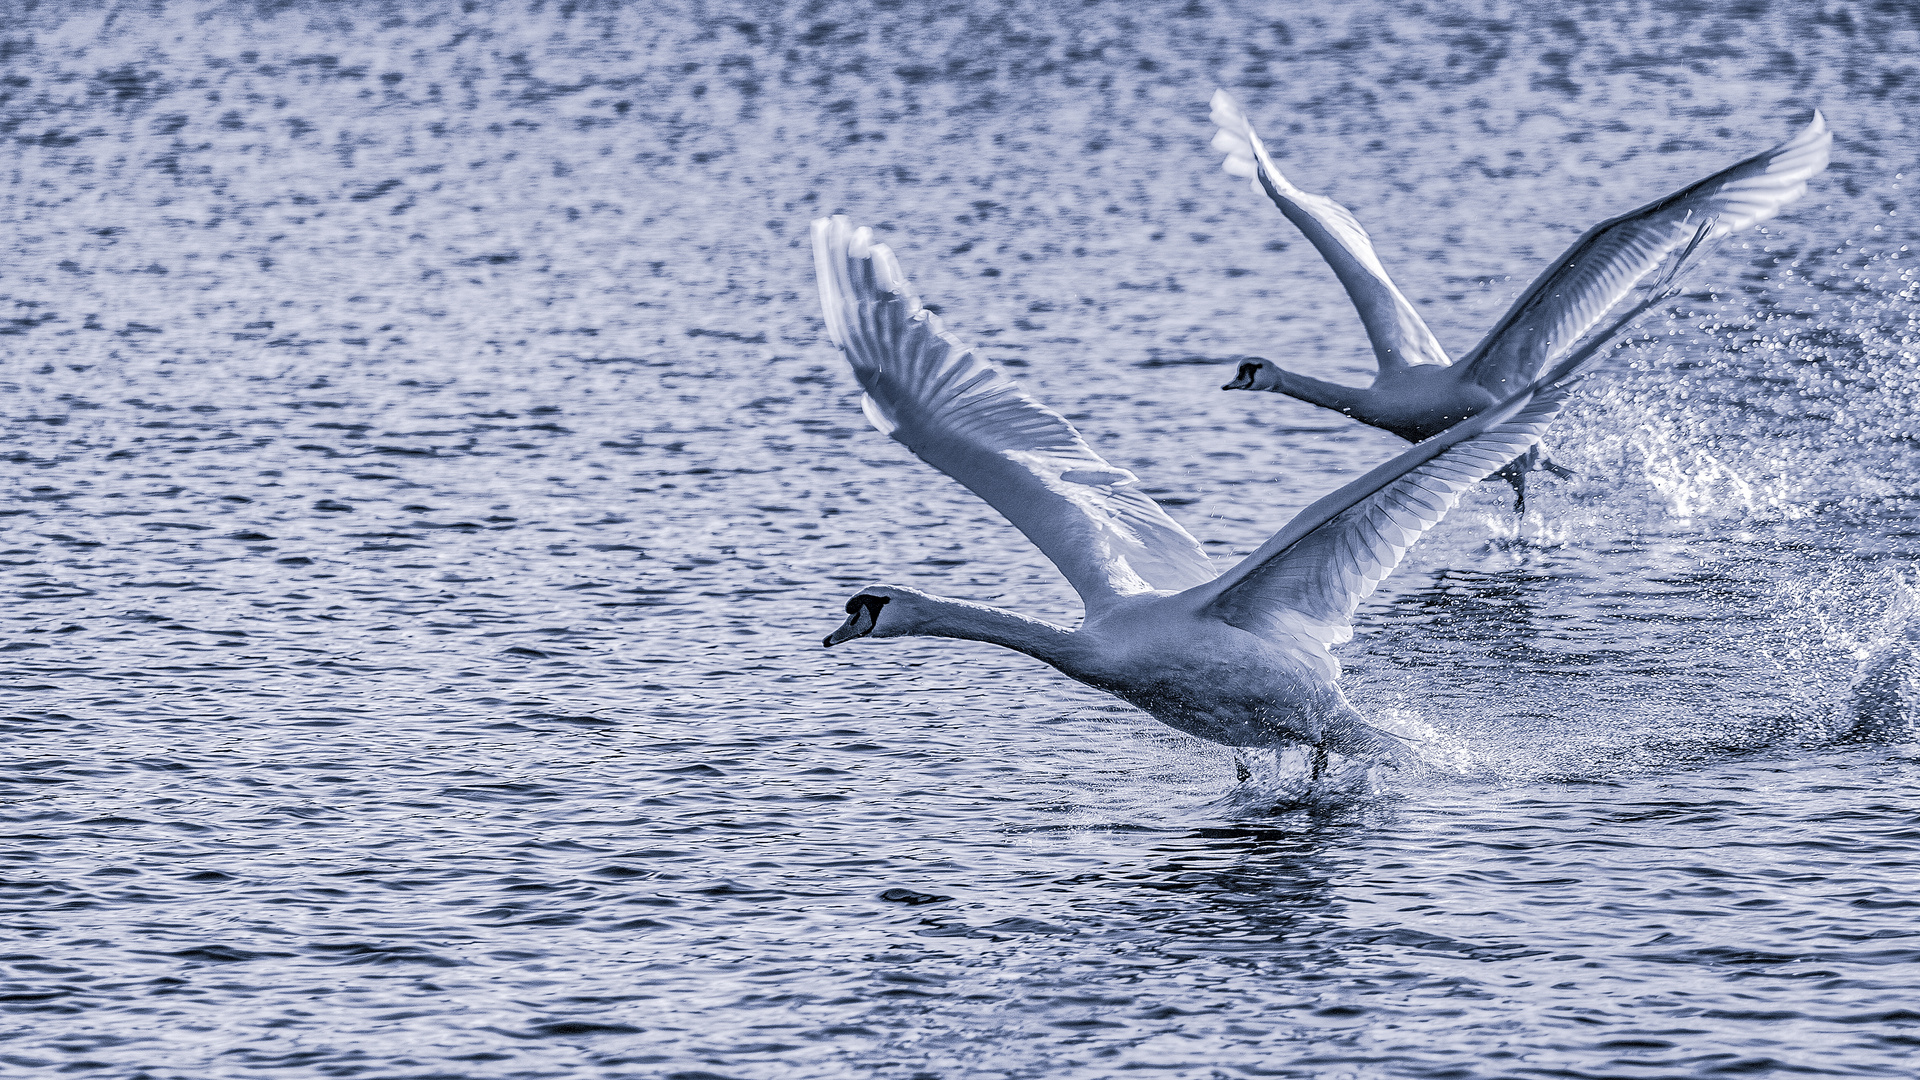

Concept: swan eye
[[1236, 361, 1261, 382], [845, 594, 890, 624], [825, 594, 891, 648]]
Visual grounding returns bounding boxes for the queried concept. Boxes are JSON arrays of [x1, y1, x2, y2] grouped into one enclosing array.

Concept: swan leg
[[1540, 457, 1576, 480], [1309, 743, 1329, 781], [1234, 751, 1252, 783], [1504, 466, 1528, 516]]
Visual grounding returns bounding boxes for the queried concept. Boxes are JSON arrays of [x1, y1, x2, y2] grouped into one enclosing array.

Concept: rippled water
[[4, 2, 1919, 1077]]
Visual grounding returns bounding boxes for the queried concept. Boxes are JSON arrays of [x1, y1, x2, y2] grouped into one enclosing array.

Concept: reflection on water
[[1, 1, 1918, 1077]]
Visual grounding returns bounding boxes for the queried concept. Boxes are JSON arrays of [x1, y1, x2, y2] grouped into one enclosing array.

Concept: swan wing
[[1196, 369, 1584, 675], [1462, 111, 1831, 394], [812, 216, 1219, 607], [1209, 89, 1453, 373]]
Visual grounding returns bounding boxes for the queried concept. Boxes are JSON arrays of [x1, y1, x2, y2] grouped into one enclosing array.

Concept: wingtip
[[1807, 109, 1833, 170], [814, 213, 856, 248], [811, 216, 840, 348], [811, 215, 936, 352], [812, 214, 874, 350], [1209, 88, 1254, 141], [1767, 108, 1833, 178], [1207, 88, 1272, 194], [809, 214, 840, 263], [1209, 87, 1244, 124], [868, 241, 920, 308], [1798, 107, 1833, 155]]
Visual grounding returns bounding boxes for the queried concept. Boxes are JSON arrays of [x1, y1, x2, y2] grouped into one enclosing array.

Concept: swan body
[[1209, 90, 1832, 509], [829, 584, 1374, 753], [811, 215, 1625, 761], [1238, 360, 1496, 445]]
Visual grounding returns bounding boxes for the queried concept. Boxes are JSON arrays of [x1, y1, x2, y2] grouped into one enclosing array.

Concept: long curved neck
[[909, 597, 1076, 668], [1268, 366, 1376, 424], [1268, 366, 1455, 441]]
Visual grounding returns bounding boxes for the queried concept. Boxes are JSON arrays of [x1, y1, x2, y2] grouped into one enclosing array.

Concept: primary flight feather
[[812, 215, 1668, 763]]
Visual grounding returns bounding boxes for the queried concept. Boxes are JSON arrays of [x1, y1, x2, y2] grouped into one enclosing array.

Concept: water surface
[[3, 2, 1919, 1077]]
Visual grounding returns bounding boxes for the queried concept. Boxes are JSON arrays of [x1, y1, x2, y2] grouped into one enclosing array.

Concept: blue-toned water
[[3, 2, 1918, 1077]]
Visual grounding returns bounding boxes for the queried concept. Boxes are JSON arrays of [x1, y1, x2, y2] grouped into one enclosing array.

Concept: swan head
[[823, 585, 920, 647], [1222, 357, 1282, 392]]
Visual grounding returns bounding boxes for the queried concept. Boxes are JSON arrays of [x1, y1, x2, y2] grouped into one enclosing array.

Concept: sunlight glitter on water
[[1, 1, 1918, 1078]]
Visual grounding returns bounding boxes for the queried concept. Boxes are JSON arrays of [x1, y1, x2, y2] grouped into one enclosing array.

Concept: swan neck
[[916, 599, 1074, 663], [1273, 368, 1373, 421]]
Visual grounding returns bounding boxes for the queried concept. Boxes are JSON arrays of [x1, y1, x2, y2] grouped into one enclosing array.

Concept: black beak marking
[[824, 594, 889, 648], [1224, 360, 1262, 391]]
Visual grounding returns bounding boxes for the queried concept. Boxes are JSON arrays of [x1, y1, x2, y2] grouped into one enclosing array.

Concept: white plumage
[[813, 215, 1605, 761], [1212, 89, 1831, 511]]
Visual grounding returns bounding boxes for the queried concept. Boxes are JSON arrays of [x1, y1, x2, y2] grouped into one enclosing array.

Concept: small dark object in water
[[880, 887, 951, 906]]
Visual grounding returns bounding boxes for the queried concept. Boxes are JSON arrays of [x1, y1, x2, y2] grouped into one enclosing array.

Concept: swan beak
[[823, 602, 880, 647], [823, 617, 863, 647], [1223, 359, 1262, 391]]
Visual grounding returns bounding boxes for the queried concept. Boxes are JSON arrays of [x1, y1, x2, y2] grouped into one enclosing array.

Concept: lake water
[[3, 2, 1918, 1077]]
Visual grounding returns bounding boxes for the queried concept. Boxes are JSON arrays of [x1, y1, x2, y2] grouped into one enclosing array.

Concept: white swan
[[1210, 90, 1832, 511], [812, 215, 1665, 764]]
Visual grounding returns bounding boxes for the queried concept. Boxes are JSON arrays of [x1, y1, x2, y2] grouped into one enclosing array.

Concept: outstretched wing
[[812, 216, 1219, 608], [1193, 362, 1597, 679], [1209, 89, 1453, 373], [1462, 111, 1831, 394]]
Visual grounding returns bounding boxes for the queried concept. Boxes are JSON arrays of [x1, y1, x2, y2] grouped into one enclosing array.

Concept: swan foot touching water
[[1233, 744, 1348, 787], [1226, 745, 1394, 806], [1208, 90, 1832, 515], [811, 214, 1645, 768]]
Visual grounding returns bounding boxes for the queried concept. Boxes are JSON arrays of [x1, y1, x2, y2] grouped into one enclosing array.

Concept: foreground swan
[[1210, 91, 1831, 510], [812, 215, 1667, 763]]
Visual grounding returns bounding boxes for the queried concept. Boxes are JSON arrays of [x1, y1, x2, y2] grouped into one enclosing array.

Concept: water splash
[[1733, 561, 1920, 744], [1215, 710, 1474, 814], [1477, 510, 1573, 550], [1630, 422, 1759, 519], [1224, 746, 1385, 811], [1369, 707, 1477, 774], [1842, 576, 1920, 743]]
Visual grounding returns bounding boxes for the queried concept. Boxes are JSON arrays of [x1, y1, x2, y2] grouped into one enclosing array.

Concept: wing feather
[[1463, 111, 1831, 392], [812, 216, 1219, 607], [1196, 374, 1573, 679], [1209, 89, 1454, 372]]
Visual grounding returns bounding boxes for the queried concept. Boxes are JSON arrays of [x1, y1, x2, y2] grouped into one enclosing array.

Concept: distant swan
[[812, 215, 1672, 766], [1210, 90, 1832, 511]]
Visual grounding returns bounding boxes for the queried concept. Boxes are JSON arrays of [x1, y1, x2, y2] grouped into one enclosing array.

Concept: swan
[[811, 215, 1678, 766], [1209, 90, 1832, 512]]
